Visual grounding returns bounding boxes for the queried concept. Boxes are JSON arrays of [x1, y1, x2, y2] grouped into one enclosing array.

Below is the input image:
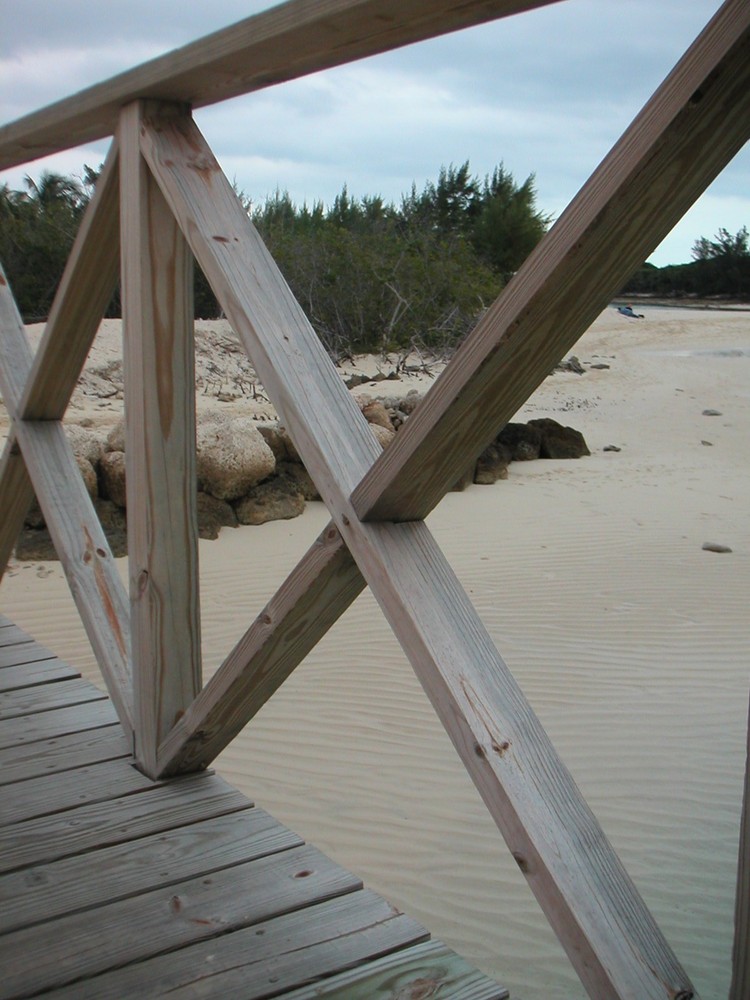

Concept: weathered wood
[[0, 772, 249, 873], [730, 691, 750, 1000], [0, 807, 300, 932], [0, 698, 118, 752], [38, 890, 427, 1000], [1, 755, 161, 826], [0, 273, 132, 735], [0, 677, 106, 722], [18, 141, 120, 420], [282, 938, 509, 999], [13, 420, 134, 734], [157, 523, 364, 776], [0, 640, 56, 670], [0, 0, 560, 171], [0, 624, 34, 647], [352, 0, 750, 521], [0, 659, 79, 692], [0, 724, 128, 786], [140, 107, 696, 998], [0, 438, 34, 583], [120, 100, 201, 776]]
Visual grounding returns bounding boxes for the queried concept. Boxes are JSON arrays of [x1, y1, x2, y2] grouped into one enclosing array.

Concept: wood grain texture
[[0, 437, 34, 583], [0, 624, 35, 648], [0, 659, 79, 692], [0, 0, 560, 170], [282, 938, 509, 999], [40, 890, 427, 1000], [730, 692, 750, 1000], [0, 640, 56, 669], [0, 725, 128, 786], [0, 807, 301, 932], [1, 756, 159, 826], [120, 101, 201, 776], [0, 268, 132, 735], [18, 141, 120, 419], [0, 773, 249, 873], [352, 0, 750, 521], [157, 523, 364, 776], [0, 676, 106, 722], [0, 699, 118, 752], [14, 420, 133, 734]]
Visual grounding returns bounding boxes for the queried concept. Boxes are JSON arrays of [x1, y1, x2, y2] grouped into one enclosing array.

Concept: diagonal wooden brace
[[140, 106, 696, 998]]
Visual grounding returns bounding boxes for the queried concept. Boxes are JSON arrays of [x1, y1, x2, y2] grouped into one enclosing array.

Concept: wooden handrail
[[0, 0, 561, 172]]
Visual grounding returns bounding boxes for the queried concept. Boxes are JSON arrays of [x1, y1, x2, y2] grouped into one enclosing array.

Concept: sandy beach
[[1, 305, 748, 998]]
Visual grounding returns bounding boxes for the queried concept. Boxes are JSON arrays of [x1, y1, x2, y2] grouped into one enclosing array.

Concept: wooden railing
[[1, 1, 749, 998]]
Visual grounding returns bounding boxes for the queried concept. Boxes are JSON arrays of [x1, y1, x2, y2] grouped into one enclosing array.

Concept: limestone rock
[[528, 418, 590, 459], [66, 424, 104, 466], [370, 423, 396, 449], [497, 422, 542, 461], [277, 462, 320, 501], [94, 499, 128, 557], [234, 480, 305, 525], [197, 414, 276, 501], [474, 443, 510, 485], [197, 492, 238, 540], [105, 418, 126, 453], [99, 451, 128, 508]]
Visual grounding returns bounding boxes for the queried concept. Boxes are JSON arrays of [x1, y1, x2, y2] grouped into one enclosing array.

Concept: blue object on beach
[[617, 304, 643, 318]]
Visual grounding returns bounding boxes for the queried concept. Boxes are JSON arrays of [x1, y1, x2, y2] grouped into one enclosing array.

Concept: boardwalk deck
[[0, 617, 508, 1000]]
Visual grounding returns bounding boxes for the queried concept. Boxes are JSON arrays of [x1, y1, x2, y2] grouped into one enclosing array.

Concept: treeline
[[0, 161, 548, 355], [622, 226, 750, 300]]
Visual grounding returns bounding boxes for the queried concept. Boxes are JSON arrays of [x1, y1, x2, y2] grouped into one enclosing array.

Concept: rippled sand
[[2, 306, 748, 998]]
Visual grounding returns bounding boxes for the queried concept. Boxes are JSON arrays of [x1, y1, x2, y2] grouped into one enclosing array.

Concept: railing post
[[119, 100, 201, 776]]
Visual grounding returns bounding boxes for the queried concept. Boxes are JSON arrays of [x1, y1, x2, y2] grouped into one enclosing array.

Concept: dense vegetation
[[623, 226, 750, 301], [2, 162, 746, 357], [0, 161, 548, 355]]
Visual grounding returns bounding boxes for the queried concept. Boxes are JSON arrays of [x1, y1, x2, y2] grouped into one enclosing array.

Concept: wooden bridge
[[0, 1, 748, 997]]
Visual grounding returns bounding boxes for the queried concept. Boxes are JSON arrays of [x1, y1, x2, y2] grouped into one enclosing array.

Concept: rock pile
[[15, 392, 589, 560]]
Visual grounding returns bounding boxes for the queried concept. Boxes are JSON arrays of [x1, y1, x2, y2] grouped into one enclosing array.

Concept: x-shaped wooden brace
[[1, 4, 748, 996]]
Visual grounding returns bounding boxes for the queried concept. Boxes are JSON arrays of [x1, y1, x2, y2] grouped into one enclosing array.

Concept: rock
[[590, 363, 610, 370], [702, 409, 722, 416], [234, 480, 305, 525], [99, 451, 128, 508], [256, 423, 289, 462], [398, 390, 423, 416], [701, 440, 713, 446], [277, 426, 302, 464], [497, 422, 542, 461], [197, 492, 238, 540], [528, 418, 590, 459], [474, 443, 510, 485], [556, 355, 585, 374], [277, 462, 320, 501], [66, 424, 104, 466], [78, 456, 99, 500], [370, 423, 396, 449], [105, 418, 126, 453], [359, 398, 394, 431], [702, 542, 732, 553], [197, 414, 276, 500], [451, 465, 475, 492], [603, 444, 621, 452]]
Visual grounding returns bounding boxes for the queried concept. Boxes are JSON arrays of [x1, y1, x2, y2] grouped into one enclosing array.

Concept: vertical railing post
[[119, 100, 201, 776]]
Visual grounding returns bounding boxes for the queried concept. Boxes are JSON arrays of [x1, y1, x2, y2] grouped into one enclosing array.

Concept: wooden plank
[[0, 756, 160, 826], [282, 938, 509, 999], [120, 101, 201, 776], [0, 640, 57, 669], [0, 806, 301, 932], [0, 659, 79, 692], [352, 0, 750, 521], [39, 890, 427, 1000], [0, 724, 128, 786], [18, 141, 120, 420], [0, 273, 133, 736], [0, 0, 561, 171], [0, 772, 250, 873], [157, 523, 364, 776], [0, 676, 106, 721], [0, 624, 34, 648], [140, 109, 696, 996], [0, 438, 33, 582], [730, 692, 750, 1000], [0, 698, 118, 752]]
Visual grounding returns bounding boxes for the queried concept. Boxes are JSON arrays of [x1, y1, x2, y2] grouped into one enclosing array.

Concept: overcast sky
[[1, 0, 747, 266]]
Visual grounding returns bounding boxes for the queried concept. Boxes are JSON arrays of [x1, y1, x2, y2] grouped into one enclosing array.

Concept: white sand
[[1, 305, 748, 998]]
